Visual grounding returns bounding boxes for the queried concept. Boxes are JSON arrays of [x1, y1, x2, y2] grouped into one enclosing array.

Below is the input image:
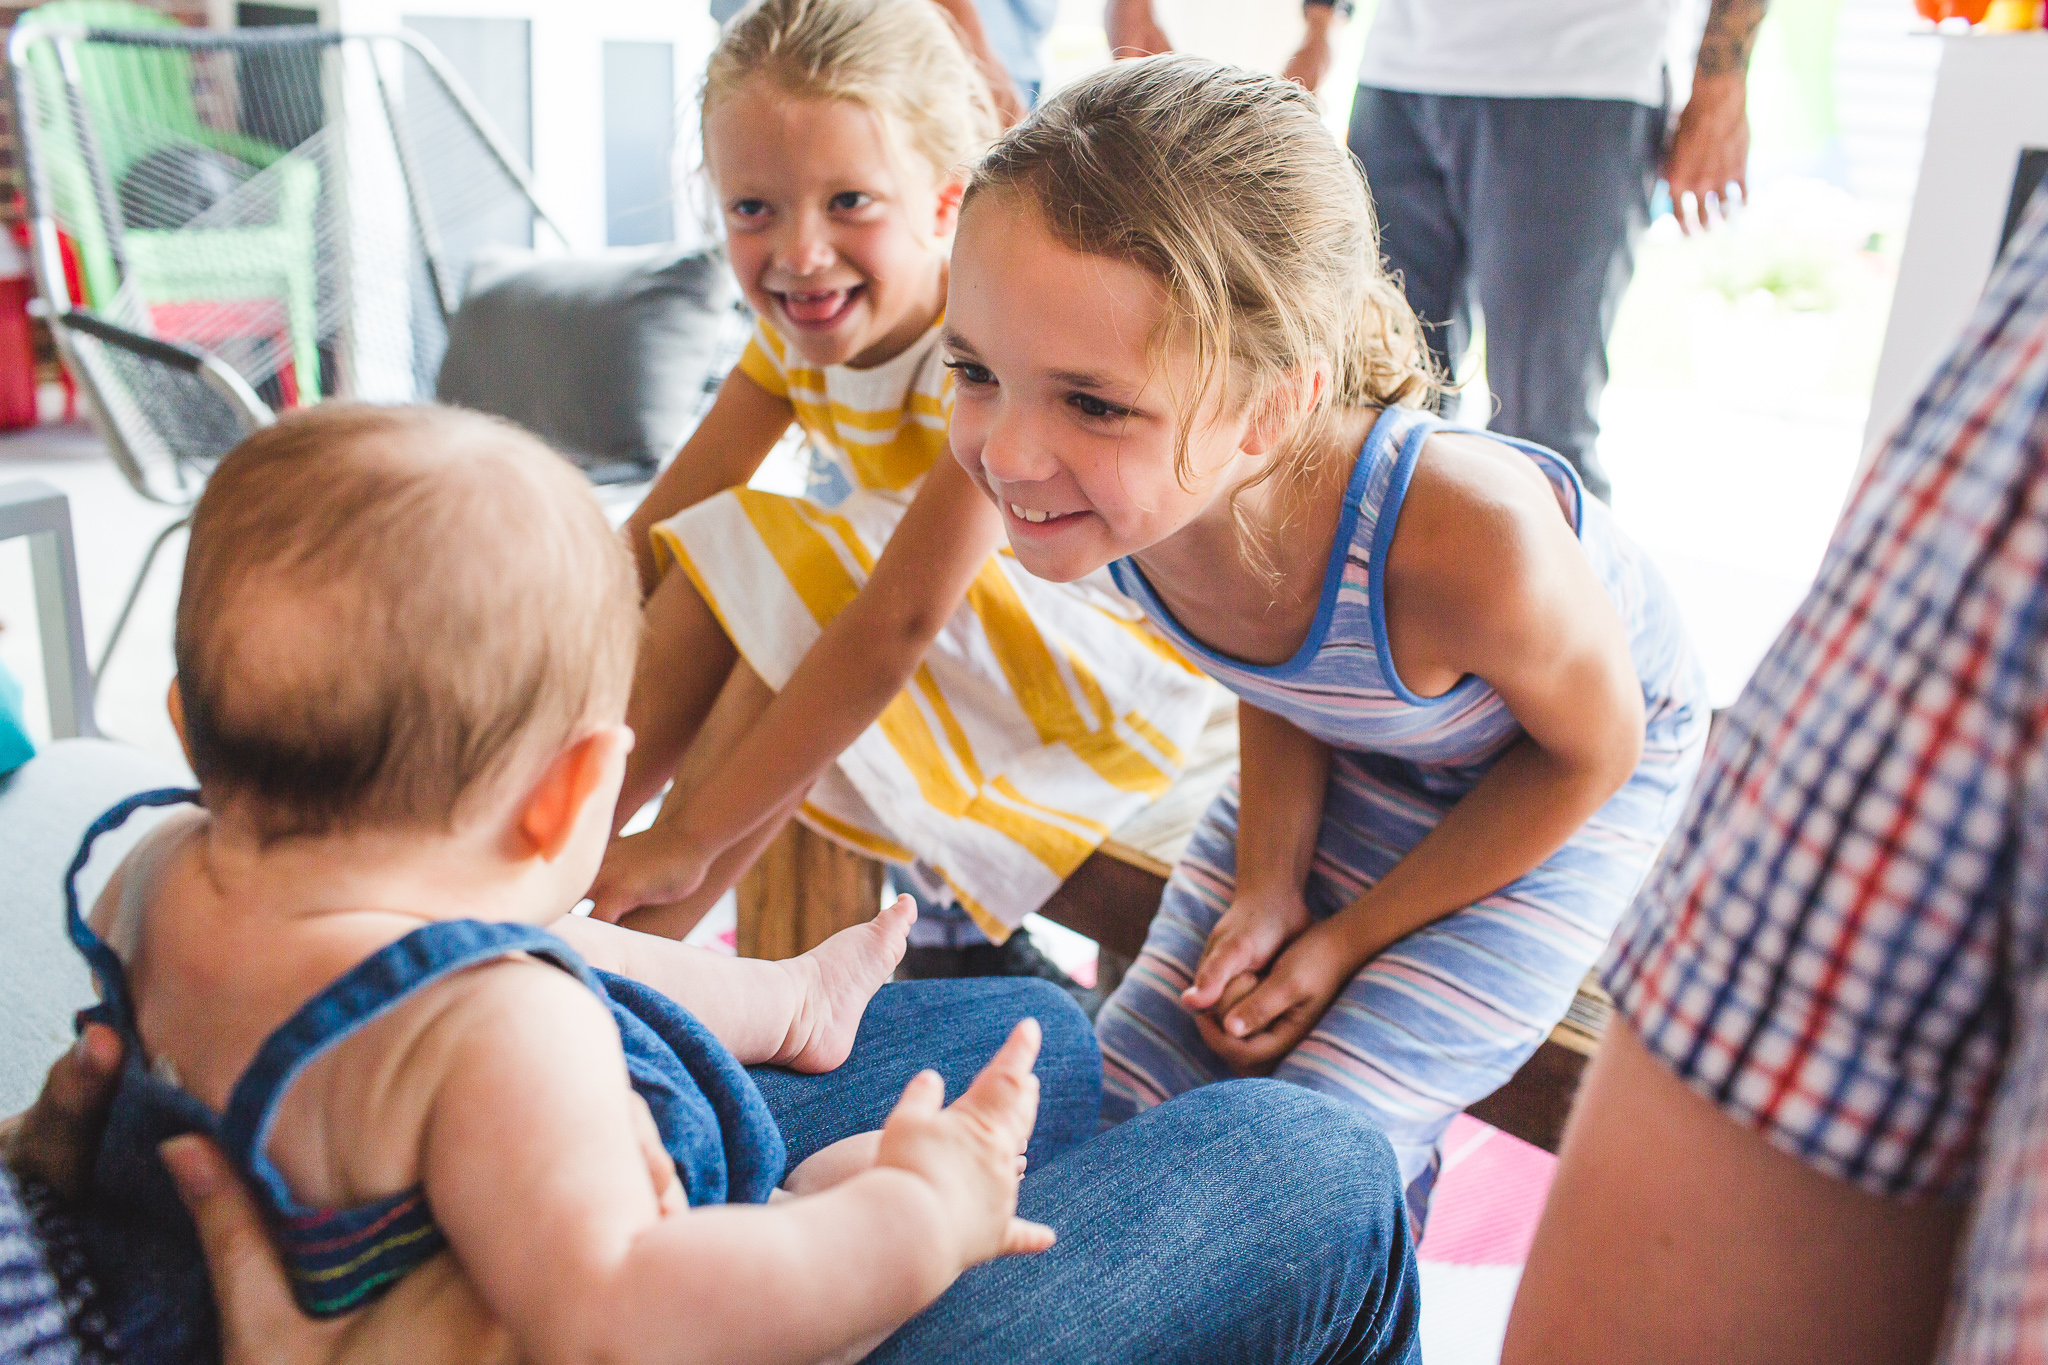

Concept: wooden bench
[[737, 697, 1609, 1154]]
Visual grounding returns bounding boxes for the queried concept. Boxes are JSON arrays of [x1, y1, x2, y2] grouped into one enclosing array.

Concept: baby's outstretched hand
[[878, 1018, 1054, 1270], [775, 895, 916, 1073]]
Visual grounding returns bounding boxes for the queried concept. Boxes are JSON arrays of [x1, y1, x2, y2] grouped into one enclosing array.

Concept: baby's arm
[[418, 966, 1046, 1365], [551, 894, 913, 1072], [622, 368, 795, 595]]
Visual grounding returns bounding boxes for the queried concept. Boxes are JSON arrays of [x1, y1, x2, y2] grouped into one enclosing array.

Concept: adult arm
[[623, 368, 797, 597], [1209, 436, 1645, 1066], [592, 455, 1006, 918], [927, 0, 1029, 125], [1502, 1020, 1966, 1365], [1280, 2, 1345, 95], [1665, 0, 1770, 235], [1104, 0, 1170, 57]]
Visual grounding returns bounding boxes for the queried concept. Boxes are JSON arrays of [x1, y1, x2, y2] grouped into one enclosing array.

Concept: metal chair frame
[[5, 23, 569, 686], [0, 479, 97, 739]]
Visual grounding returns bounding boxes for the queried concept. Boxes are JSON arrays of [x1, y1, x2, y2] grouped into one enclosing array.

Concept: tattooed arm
[[1665, 0, 1769, 234]]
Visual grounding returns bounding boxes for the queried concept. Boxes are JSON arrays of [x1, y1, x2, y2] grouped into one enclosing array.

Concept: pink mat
[[1417, 1115, 1556, 1267]]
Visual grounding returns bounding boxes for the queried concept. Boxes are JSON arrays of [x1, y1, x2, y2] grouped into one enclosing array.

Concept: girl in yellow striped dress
[[588, 0, 1212, 946]]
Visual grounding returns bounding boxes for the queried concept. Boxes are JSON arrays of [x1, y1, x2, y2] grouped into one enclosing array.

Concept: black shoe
[[899, 929, 1103, 1020]]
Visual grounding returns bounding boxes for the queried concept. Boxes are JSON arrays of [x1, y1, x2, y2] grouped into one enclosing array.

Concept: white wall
[[1867, 32, 2048, 453], [320, 0, 718, 253]]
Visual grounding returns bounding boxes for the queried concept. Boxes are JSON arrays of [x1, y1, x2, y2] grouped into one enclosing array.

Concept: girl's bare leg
[[617, 568, 740, 832]]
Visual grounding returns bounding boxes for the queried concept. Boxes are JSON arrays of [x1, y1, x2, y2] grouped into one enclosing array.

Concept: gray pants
[[1348, 86, 1665, 503]]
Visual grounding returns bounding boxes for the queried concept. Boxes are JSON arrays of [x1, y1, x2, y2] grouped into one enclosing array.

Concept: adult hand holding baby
[[4, 1025, 511, 1365], [161, 1137, 515, 1365]]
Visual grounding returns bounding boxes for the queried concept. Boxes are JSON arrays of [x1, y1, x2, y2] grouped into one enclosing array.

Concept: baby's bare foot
[[777, 895, 916, 1073]]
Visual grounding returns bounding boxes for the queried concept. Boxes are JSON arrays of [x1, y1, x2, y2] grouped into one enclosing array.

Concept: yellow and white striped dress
[[651, 315, 1214, 939]]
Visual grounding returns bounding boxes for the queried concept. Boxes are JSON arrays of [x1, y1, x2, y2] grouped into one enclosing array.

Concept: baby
[[70, 403, 1051, 1365]]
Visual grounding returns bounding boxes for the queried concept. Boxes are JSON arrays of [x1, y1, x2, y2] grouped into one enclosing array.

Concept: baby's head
[[701, 0, 996, 368], [945, 56, 1440, 582], [173, 404, 638, 888]]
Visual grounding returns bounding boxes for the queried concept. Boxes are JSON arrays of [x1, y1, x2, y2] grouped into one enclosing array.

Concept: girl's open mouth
[[777, 285, 864, 328], [1007, 503, 1086, 531]]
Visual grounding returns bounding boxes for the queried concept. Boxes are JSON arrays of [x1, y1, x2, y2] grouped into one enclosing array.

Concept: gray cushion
[[0, 739, 189, 1112], [435, 245, 740, 484]]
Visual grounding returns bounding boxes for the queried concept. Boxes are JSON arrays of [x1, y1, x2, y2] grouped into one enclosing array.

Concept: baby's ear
[[518, 725, 631, 861], [166, 678, 199, 770]]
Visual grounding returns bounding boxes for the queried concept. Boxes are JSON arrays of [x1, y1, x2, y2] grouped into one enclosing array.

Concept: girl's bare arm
[[1318, 437, 1645, 957], [1179, 701, 1330, 1010], [623, 369, 796, 596], [1212, 435, 1645, 1054], [645, 455, 1005, 868]]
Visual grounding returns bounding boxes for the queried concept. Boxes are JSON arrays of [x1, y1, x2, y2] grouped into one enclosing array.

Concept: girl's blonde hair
[[705, 0, 998, 182], [965, 56, 1441, 560]]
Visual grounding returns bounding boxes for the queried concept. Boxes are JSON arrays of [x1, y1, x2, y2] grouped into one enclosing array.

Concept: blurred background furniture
[[6, 17, 568, 680], [0, 478, 95, 742], [0, 478, 180, 1114]]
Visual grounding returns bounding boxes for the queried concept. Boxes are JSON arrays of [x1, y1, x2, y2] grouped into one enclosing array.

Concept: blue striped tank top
[[1108, 406, 1705, 798]]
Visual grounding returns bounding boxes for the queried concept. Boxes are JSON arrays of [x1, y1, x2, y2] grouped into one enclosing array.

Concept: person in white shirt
[[1106, 0, 1767, 504]]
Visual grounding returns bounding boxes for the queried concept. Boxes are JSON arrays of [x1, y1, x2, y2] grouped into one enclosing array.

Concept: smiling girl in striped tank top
[[941, 57, 1709, 1227], [592, 0, 1211, 946]]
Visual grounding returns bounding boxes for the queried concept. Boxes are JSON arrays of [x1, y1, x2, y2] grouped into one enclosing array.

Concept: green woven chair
[[17, 0, 322, 399]]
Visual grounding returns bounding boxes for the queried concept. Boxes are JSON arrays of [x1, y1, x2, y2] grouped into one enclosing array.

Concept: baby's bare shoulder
[[409, 954, 622, 1073], [325, 961, 614, 1146], [247, 952, 618, 1209]]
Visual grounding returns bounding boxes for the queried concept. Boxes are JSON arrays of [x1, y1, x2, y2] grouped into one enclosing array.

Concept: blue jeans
[[749, 978, 1103, 1172], [1348, 86, 1666, 503], [751, 978, 1422, 1365]]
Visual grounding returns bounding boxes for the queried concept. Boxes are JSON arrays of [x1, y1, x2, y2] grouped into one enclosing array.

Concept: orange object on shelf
[[1916, 0, 1993, 20]]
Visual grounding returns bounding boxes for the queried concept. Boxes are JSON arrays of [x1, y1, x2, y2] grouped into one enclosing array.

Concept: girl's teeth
[[1010, 503, 1051, 524]]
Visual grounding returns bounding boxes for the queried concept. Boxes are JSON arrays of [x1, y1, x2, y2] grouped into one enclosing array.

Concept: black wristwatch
[[1304, 0, 1355, 17]]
